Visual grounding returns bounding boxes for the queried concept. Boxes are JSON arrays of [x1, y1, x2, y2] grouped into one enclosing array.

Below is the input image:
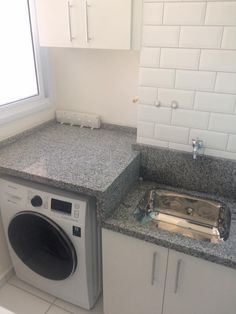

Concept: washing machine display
[[8, 212, 77, 281], [51, 198, 72, 214]]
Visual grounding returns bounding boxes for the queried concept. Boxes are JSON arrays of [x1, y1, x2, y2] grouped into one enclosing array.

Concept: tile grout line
[[7, 281, 56, 305], [142, 45, 236, 52], [45, 303, 53, 314], [53, 300, 78, 314]]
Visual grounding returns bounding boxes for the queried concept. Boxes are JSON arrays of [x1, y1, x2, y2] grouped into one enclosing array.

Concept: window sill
[[0, 98, 54, 126]]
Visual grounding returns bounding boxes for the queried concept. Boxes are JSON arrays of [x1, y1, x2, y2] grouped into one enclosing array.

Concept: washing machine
[[0, 176, 101, 310]]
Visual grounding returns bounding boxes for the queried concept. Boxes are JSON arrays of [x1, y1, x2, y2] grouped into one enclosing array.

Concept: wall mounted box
[[56, 110, 101, 129]]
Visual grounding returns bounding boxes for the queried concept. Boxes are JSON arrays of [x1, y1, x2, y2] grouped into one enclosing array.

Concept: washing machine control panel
[[27, 190, 86, 224]]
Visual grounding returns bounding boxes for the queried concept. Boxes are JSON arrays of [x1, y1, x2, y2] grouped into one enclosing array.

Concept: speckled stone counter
[[103, 181, 236, 269], [0, 122, 140, 219], [133, 143, 236, 200]]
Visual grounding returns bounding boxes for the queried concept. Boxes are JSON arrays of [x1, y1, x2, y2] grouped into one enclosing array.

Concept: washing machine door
[[8, 212, 77, 281]]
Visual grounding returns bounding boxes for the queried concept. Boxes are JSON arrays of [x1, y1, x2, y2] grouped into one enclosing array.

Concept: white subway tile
[[158, 88, 194, 109], [142, 26, 179, 47], [209, 113, 236, 133], [205, 2, 236, 25], [140, 48, 160, 67], [228, 135, 236, 153], [137, 136, 169, 148], [215, 72, 236, 94], [189, 129, 228, 150], [195, 92, 236, 113], [172, 109, 209, 129], [145, 0, 235, 2], [155, 124, 189, 144], [175, 70, 216, 91], [138, 105, 172, 124], [163, 3, 206, 25], [160, 48, 200, 70], [169, 143, 192, 153], [144, 0, 236, 2], [140, 68, 175, 88], [137, 121, 155, 138], [179, 26, 222, 48], [204, 148, 236, 161], [200, 50, 236, 72], [139, 87, 157, 105], [143, 3, 163, 25], [222, 27, 236, 49]]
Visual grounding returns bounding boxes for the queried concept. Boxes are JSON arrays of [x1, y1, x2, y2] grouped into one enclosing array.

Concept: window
[[0, 0, 44, 107]]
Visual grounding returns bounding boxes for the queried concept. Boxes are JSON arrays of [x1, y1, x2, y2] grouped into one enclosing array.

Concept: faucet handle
[[192, 138, 203, 148], [192, 138, 204, 160]]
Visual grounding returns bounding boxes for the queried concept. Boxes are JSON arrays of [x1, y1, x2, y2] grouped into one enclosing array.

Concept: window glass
[[0, 0, 39, 106]]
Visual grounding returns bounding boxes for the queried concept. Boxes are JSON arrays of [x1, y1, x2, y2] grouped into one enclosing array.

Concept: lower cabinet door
[[102, 229, 168, 314], [163, 250, 236, 314]]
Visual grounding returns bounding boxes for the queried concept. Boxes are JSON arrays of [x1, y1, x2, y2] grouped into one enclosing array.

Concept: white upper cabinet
[[85, 0, 132, 49], [35, 0, 141, 49], [35, 0, 84, 48]]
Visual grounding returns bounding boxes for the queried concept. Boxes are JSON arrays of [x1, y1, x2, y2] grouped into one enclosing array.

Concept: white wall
[[138, 0, 236, 160], [0, 108, 55, 141], [48, 49, 140, 127]]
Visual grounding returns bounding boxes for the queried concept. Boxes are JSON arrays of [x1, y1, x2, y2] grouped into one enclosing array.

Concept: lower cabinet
[[102, 229, 168, 314], [163, 250, 236, 314], [102, 229, 236, 314]]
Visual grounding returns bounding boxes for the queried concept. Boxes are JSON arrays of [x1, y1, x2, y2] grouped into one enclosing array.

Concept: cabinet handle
[[85, 1, 91, 43], [174, 259, 182, 294], [151, 252, 159, 285], [67, 2, 74, 42]]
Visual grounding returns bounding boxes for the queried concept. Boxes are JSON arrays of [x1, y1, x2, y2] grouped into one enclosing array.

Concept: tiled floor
[[0, 276, 103, 314]]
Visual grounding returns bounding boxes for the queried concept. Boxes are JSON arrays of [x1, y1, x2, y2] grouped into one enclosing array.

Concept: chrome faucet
[[192, 139, 204, 160]]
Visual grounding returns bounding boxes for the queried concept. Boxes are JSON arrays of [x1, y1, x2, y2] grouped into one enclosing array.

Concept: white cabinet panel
[[163, 250, 236, 314], [35, 0, 85, 48], [35, 0, 134, 49], [86, 0, 132, 49], [102, 229, 168, 314]]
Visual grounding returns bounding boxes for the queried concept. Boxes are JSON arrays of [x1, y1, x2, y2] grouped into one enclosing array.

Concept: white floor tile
[[8, 276, 56, 303], [0, 307, 16, 314], [0, 284, 51, 314], [47, 306, 71, 314], [54, 297, 103, 314]]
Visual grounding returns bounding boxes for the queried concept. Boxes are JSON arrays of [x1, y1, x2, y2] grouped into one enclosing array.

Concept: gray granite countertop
[[2, 122, 236, 268], [103, 181, 236, 269], [0, 122, 139, 198]]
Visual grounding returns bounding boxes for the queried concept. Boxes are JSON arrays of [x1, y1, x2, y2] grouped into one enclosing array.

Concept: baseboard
[[0, 267, 14, 289]]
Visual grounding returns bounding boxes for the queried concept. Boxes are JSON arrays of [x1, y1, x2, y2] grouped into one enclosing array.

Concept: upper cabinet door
[[84, 0, 132, 49], [35, 0, 85, 48], [163, 250, 236, 314]]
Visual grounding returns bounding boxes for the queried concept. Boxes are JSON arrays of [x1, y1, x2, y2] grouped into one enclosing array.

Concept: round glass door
[[8, 212, 77, 281]]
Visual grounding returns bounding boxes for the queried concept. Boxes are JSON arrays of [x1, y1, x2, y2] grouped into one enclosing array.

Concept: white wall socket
[[56, 110, 101, 129]]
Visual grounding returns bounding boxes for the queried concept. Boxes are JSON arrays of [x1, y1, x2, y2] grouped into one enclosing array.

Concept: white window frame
[[0, 0, 52, 125]]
